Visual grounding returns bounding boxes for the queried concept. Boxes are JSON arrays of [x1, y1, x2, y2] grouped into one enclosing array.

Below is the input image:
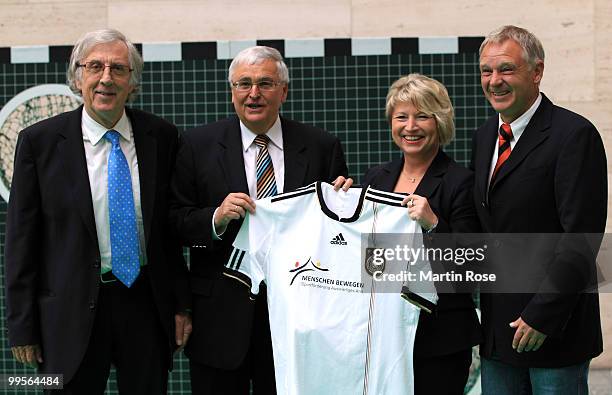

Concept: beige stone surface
[[591, 0, 612, 368], [0, 2, 106, 46], [594, 0, 612, 102], [351, 0, 589, 36], [353, 0, 596, 102], [593, 294, 612, 368], [108, 0, 352, 42]]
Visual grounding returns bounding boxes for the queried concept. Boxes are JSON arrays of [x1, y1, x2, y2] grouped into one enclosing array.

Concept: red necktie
[[491, 123, 513, 183]]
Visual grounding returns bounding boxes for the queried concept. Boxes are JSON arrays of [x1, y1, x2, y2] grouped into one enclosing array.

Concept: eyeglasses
[[231, 79, 284, 92], [77, 61, 133, 77]]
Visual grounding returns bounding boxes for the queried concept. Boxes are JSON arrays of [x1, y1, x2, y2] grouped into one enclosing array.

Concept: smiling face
[[390, 101, 440, 162], [230, 59, 288, 134], [75, 40, 134, 128], [480, 39, 544, 123]]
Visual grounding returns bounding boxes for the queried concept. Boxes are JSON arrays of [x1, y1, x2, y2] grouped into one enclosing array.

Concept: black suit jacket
[[169, 115, 348, 369], [5, 106, 190, 382], [363, 149, 482, 356], [470, 93, 606, 367]]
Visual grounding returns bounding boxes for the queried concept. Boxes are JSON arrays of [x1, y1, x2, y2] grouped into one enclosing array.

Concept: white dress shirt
[[212, 116, 285, 239], [488, 93, 542, 185], [81, 109, 146, 273], [240, 116, 285, 197]]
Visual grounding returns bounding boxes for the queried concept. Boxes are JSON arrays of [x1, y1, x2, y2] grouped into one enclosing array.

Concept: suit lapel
[[281, 117, 308, 192], [56, 106, 98, 245], [218, 116, 249, 194], [414, 150, 449, 198], [129, 108, 157, 246], [372, 156, 403, 190], [369, 150, 448, 198], [475, 116, 498, 201], [489, 94, 552, 190]]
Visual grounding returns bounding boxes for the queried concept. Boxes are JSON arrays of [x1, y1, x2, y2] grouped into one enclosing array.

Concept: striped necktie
[[104, 130, 140, 287], [490, 123, 513, 184], [254, 134, 278, 199]]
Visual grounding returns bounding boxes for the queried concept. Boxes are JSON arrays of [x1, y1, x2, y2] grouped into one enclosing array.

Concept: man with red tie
[[471, 25, 606, 394]]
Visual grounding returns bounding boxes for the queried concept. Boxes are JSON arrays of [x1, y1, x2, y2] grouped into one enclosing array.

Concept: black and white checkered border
[[0, 37, 484, 64]]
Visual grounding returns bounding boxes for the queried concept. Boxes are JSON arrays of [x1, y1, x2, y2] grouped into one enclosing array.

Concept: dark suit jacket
[[5, 106, 190, 382], [363, 149, 482, 356], [169, 115, 348, 369], [470, 93, 606, 367]]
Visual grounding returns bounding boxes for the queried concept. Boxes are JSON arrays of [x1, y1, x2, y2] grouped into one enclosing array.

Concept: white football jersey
[[224, 182, 437, 395]]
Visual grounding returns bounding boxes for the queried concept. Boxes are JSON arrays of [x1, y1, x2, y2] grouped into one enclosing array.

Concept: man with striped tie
[[170, 46, 350, 394], [470, 25, 606, 394]]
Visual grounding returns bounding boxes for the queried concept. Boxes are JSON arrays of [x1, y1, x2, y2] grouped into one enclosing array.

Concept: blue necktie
[[105, 130, 140, 287]]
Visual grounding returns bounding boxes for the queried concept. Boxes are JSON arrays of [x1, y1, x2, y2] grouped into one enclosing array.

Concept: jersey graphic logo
[[364, 247, 385, 276], [330, 233, 348, 245], [289, 257, 329, 285]]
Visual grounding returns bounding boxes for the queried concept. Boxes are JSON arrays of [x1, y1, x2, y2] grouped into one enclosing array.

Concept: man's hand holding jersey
[[214, 193, 256, 235], [214, 177, 352, 235]]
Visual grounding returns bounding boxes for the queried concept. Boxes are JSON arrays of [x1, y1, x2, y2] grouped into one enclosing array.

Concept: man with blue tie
[[170, 46, 350, 394], [5, 29, 191, 394]]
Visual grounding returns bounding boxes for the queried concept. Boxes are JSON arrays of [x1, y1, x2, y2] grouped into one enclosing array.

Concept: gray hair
[[228, 46, 289, 85], [479, 25, 545, 68], [385, 73, 455, 146], [67, 29, 143, 102]]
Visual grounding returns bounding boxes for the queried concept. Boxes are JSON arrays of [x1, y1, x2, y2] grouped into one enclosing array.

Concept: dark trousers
[[48, 270, 169, 394], [414, 348, 473, 395], [190, 289, 276, 395]]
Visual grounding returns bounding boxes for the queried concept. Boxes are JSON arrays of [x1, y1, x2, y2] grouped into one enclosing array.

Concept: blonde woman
[[363, 73, 482, 394]]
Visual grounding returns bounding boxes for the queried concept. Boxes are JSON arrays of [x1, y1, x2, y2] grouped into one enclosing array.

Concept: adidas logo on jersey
[[330, 233, 348, 245]]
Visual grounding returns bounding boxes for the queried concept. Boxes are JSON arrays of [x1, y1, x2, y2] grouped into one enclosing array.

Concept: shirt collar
[[82, 108, 132, 145], [497, 93, 542, 140], [240, 116, 284, 152]]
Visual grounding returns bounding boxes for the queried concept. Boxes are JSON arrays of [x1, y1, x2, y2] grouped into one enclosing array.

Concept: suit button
[[481, 201, 487, 208], [93, 261, 100, 269], [89, 300, 96, 310]]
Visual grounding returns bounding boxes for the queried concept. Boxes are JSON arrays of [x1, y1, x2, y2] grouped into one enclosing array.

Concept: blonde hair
[[385, 73, 455, 145]]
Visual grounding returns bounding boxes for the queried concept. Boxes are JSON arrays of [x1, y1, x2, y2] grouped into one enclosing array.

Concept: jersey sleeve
[[223, 203, 274, 296], [401, 225, 439, 313]]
